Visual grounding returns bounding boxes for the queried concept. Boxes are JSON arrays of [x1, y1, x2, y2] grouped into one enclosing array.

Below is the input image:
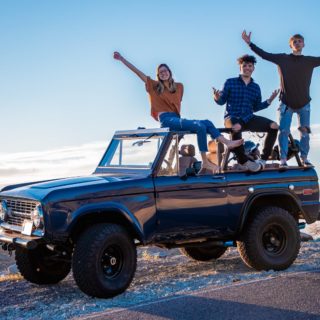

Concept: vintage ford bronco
[[0, 128, 319, 298]]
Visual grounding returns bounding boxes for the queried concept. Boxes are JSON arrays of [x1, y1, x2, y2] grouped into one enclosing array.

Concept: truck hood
[[31, 176, 116, 189], [0, 174, 149, 202]]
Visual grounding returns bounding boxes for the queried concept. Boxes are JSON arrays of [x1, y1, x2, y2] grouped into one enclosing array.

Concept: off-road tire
[[72, 223, 137, 298], [15, 246, 71, 284], [237, 206, 300, 271], [180, 246, 227, 261]]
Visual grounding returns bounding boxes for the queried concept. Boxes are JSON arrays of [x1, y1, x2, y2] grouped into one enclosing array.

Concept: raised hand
[[212, 87, 222, 101], [268, 89, 280, 104], [242, 30, 252, 45], [113, 51, 147, 83], [113, 51, 123, 61]]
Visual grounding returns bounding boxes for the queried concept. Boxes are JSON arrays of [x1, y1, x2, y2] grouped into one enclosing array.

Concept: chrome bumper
[[0, 228, 42, 249]]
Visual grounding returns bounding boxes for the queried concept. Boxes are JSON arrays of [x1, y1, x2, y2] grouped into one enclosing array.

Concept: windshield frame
[[94, 130, 172, 176]]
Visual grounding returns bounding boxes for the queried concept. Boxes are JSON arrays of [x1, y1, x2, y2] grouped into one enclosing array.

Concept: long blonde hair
[[156, 64, 177, 94]]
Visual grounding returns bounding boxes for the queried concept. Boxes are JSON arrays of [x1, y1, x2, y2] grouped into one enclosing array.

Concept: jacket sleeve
[[253, 86, 270, 112], [309, 56, 320, 67], [249, 43, 283, 64], [145, 77, 157, 93]]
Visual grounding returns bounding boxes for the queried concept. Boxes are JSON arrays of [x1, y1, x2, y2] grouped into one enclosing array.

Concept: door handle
[[212, 176, 225, 180]]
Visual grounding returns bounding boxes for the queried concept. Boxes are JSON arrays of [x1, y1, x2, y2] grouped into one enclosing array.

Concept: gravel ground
[[0, 222, 319, 320]]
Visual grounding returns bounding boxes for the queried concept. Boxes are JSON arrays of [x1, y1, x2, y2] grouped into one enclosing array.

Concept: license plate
[[22, 220, 33, 236]]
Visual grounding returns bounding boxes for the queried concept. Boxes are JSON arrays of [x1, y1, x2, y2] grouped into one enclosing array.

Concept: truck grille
[[6, 199, 37, 227]]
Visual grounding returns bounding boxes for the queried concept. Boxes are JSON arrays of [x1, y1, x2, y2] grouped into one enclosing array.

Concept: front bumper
[[0, 224, 43, 249]]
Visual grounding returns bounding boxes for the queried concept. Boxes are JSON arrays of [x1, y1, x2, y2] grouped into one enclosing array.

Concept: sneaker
[[279, 161, 288, 169], [256, 159, 266, 169], [301, 158, 313, 166], [243, 160, 261, 172]]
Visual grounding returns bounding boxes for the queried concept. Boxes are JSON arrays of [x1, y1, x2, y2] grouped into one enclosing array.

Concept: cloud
[[0, 141, 107, 188]]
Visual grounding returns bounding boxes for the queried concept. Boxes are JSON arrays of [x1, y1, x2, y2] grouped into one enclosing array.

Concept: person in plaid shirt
[[213, 54, 279, 172]]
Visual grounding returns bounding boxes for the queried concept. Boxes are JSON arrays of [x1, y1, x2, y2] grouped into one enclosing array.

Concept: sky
[[1, 0, 320, 185]]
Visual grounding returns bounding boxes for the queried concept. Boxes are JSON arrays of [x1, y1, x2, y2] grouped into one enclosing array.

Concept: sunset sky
[[1, 0, 320, 186]]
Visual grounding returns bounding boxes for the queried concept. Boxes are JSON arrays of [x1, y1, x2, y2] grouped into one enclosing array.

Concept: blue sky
[[0, 0, 320, 184]]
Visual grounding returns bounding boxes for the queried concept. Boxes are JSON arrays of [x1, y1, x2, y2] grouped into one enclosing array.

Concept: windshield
[[98, 134, 165, 170]]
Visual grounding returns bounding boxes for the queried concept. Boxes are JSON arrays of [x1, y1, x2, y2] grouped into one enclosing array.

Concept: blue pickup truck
[[0, 128, 319, 298]]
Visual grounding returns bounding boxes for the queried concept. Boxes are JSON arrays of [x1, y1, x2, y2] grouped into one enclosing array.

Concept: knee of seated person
[[201, 119, 212, 126], [191, 120, 203, 130], [197, 122, 207, 133], [232, 123, 242, 132], [270, 122, 279, 130]]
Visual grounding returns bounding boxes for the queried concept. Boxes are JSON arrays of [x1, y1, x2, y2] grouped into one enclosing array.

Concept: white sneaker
[[243, 160, 261, 172], [279, 159, 288, 169], [256, 159, 266, 169]]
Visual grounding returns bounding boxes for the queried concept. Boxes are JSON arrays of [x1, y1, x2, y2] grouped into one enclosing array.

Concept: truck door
[[153, 134, 233, 239]]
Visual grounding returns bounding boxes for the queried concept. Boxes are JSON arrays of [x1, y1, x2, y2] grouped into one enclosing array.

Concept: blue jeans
[[278, 103, 310, 160], [159, 112, 221, 152]]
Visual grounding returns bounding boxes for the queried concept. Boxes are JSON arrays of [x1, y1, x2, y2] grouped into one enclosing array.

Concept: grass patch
[[0, 273, 23, 282], [141, 250, 159, 261]]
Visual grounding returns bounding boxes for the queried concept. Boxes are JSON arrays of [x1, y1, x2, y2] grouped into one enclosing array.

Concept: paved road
[[79, 270, 320, 320]]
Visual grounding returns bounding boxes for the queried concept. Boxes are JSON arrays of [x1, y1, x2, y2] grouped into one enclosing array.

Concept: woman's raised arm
[[113, 52, 148, 83]]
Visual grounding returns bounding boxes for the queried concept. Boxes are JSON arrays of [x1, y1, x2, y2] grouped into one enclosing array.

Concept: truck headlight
[[31, 205, 44, 228], [0, 200, 8, 221]]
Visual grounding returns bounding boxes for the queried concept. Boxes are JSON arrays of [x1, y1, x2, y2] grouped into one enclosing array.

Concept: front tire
[[237, 206, 300, 271], [15, 246, 71, 284], [180, 246, 227, 261], [72, 223, 137, 298]]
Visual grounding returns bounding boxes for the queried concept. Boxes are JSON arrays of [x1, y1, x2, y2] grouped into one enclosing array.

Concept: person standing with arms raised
[[113, 52, 243, 173], [242, 31, 320, 168]]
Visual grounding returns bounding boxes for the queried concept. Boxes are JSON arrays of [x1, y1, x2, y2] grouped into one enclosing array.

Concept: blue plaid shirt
[[215, 76, 270, 123]]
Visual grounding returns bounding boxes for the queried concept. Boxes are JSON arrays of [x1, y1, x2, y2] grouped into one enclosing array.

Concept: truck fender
[[67, 201, 145, 242], [238, 190, 302, 233]]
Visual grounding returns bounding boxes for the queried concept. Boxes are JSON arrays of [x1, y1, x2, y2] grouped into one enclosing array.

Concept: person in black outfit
[[242, 31, 320, 167]]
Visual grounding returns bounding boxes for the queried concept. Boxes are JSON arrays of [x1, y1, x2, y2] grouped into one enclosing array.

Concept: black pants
[[225, 115, 278, 164]]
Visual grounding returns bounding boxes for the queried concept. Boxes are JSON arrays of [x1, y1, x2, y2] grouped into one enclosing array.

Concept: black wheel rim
[[262, 224, 286, 255], [101, 245, 123, 279]]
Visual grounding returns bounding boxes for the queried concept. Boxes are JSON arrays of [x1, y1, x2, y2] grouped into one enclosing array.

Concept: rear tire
[[180, 246, 227, 261], [72, 223, 137, 298], [237, 206, 300, 271], [15, 246, 71, 284]]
